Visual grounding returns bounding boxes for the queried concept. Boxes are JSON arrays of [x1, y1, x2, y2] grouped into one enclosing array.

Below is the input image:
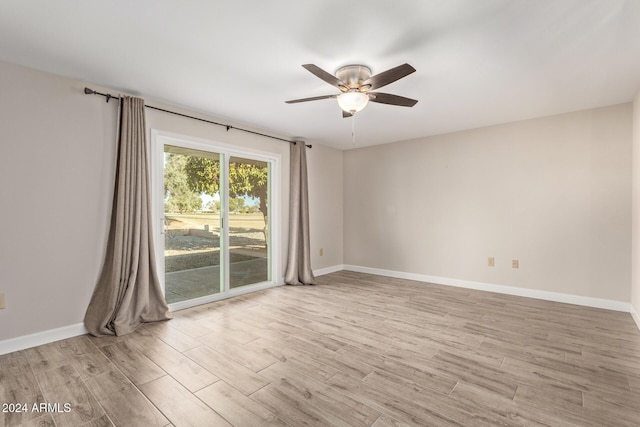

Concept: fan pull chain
[[352, 114, 356, 145]]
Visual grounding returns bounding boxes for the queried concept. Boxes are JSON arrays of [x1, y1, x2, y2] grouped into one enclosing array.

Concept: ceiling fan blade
[[361, 63, 416, 90], [285, 94, 337, 104], [342, 110, 353, 118], [369, 92, 418, 107], [302, 64, 348, 91]]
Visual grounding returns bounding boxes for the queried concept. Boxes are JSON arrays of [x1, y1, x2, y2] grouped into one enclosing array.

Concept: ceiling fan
[[286, 63, 418, 117]]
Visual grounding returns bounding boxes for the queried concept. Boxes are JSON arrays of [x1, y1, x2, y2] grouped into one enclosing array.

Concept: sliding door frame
[[151, 129, 281, 311]]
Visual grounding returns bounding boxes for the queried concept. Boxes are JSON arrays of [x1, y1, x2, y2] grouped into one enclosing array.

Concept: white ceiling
[[1, 0, 640, 149]]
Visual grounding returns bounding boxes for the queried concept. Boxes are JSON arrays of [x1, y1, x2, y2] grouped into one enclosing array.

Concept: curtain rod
[[84, 87, 311, 148]]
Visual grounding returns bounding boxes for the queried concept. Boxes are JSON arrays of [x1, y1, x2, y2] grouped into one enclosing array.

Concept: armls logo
[[31, 403, 72, 413]]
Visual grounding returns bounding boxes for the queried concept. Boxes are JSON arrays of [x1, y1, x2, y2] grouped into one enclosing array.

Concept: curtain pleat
[[284, 142, 316, 285], [85, 96, 171, 336]]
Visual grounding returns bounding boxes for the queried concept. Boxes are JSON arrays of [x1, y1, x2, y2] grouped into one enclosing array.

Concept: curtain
[[85, 96, 171, 336], [284, 142, 316, 285]]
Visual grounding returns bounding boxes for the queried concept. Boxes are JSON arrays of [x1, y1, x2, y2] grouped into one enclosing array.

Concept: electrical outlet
[[0, 292, 5, 309], [488, 257, 495, 267], [319, 248, 324, 256], [512, 259, 519, 269]]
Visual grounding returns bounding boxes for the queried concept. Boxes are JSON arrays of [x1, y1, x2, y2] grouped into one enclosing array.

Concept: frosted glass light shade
[[337, 92, 369, 114]]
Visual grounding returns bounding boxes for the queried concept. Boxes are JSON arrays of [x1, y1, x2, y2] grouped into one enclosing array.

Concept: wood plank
[[137, 321, 202, 352], [168, 317, 217, 338], [17, 414, 57, 427], [513, 383, 583, 409], [478, 336, 567, 362], [251, 384, 354, 427], [84, 367, 169, 427], [23, 342, 70, 373], [361, 369, 512, 426], [76, 415, 114, 427], [582, 387, 640, 424], [198, 332, 278, 372], [428, 350, 519, 399], [370, 414, 413, 427], [199, 317, 262, 345], [34, 364, 105, 427], [196, 381, 288, 427], [127, 334, 219, 392], [449, 382, 582, 427], [629, 372, 640, 394], [267, 319, 348, 352], [511, 380, 640, 427], [326, 372, 463, 427], [0, 350, 28, 370], [87, 333, 132, 349], [57, 336, 113, 379], [140, 375, 231, 427], [382, 346, 517, 399], [0, 364, 45, 427], [256, 351, 340, 382], [336, 345, 457, 395], [501, 355, 631, 395], [280, 334, 374, 380], [241, 335, 292, 364], [184, 345, 269, 395], [258, 363, 381, 427], [99, 341, 166, 386]]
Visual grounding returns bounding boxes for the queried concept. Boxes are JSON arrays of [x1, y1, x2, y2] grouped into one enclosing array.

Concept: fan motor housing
[[336, 65, 371, 90]]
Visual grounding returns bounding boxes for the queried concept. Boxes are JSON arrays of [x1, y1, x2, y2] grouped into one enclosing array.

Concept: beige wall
[[0, 60, 344, 343], [632, 91, 640, 317], [0, 61, 117, 341], [307, 143, 343, 271], [344, 104, 632, 302]]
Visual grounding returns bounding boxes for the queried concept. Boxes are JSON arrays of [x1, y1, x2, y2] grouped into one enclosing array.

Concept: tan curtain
[[85, 96, 171, 336], [284, 142, 316, 285]]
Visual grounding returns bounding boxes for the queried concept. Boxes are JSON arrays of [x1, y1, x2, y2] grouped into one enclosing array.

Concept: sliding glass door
[[163, 145, 223, 304], [228, 156, 270, 289], [153, 133, 277, 309]]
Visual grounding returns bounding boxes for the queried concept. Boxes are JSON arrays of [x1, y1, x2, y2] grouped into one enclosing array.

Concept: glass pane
[[163, 145, 221, 303], [228, 156, 270, 288]]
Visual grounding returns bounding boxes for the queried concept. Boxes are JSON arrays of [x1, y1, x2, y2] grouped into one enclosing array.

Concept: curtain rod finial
[[84, 87, 94, 95]]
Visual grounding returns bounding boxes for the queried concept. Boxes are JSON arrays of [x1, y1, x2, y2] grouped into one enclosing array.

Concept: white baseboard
[[631, 305, 640, 330], [314, 264, 345, 277], [0, 323, 88, 356], [343, 264, 632, 313]]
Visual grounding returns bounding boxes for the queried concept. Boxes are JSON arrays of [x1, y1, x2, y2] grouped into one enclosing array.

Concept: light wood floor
[[2, 271, 640, 426]]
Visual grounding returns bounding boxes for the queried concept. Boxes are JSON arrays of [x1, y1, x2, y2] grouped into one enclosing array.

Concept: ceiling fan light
[[337, 92, 369, 114]]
